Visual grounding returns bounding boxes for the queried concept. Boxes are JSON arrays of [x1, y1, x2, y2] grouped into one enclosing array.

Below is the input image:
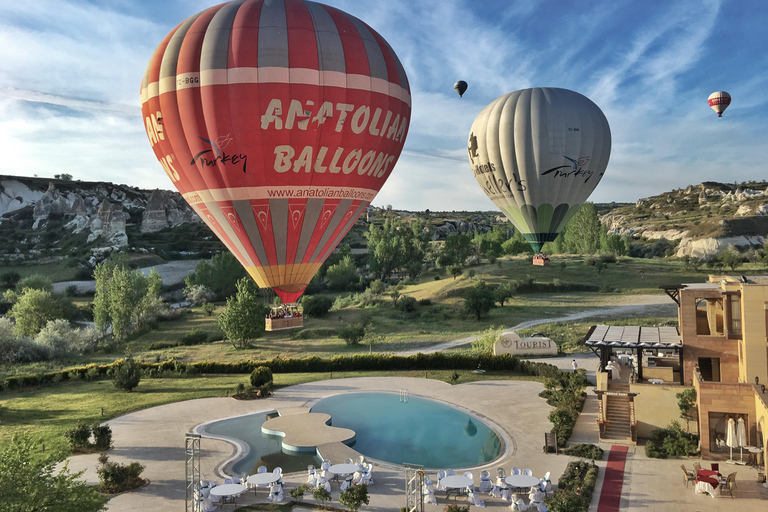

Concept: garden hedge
[[1, 352, 568, 392]]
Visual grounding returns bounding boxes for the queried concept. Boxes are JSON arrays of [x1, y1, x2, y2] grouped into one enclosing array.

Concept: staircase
[[601, 384, 635, 444]]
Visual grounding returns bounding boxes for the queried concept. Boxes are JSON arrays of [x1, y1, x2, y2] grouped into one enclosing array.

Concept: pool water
[[310, 392, 501, 468], [203, 412, 321, 475]]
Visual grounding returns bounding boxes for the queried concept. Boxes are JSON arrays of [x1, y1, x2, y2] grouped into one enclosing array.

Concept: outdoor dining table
[[246, 472, 280, 489], [505, 474, 541, 489], [694, 469, 722, 497], [210, 483, 246, 504], [440, 475, 473, 499], [327, 464, 360, 482]]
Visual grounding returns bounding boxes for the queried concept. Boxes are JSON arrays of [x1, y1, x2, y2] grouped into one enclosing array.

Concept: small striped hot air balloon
[[708, 91, 731, 117], [141, 0, 411, 304], [467, 88, 611, 254]]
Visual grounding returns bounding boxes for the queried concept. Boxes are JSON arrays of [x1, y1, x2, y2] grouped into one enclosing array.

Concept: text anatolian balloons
[[141, 0, 410, 303], [708, 91, 731, 117], [468, 88, 611, 253]]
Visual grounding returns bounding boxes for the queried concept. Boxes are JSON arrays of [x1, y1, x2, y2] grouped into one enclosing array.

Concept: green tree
[[442, 233, 473, 266], [113, 355, 142, 392], [16, 274, 54, 293], [365, 218, 430, 280], [184, 252, 247, 300], [448, 265, 463, 280], [501, 229, 531, 255], [0, 433, 109, 512], [9, 288, 68, 337], [217, 278, 268, 348], [325, 255, 359, 290], [301, 295, 333, 317], [339, 322, 367, 345], [717, 248, 742, 271], [339, 482, 370, 511], [463, 281, 496, 320], [1, 270, 21, 288], [560, 203, 602, 254], [493, 282, 515, 307]]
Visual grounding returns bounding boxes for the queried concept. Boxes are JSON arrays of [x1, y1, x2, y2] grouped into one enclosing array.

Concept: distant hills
[[0, 175, 765, 268]]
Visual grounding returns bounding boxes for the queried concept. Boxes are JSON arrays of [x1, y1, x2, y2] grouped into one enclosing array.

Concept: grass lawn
[[0, 369, 538, 454]]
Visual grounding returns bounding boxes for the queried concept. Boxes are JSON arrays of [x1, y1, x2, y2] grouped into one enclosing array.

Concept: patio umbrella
[[736, 417, 748, 463], [726, 417, 738, 463]]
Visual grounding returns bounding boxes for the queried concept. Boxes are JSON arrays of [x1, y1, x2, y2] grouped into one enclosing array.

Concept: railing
[[629, 399, 637, 443], [400, 388, 409, 403]]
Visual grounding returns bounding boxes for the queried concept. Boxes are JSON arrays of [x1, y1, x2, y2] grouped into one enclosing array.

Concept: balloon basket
[[265, 304, 303, 332]]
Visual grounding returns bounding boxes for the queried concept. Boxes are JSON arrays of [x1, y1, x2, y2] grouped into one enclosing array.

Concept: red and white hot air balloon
[[140, 0, 410, 304], [708, 91, 731, 117]]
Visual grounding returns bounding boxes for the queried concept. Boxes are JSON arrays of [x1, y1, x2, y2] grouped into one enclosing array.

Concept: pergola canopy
[[583, 325, 681, 349]]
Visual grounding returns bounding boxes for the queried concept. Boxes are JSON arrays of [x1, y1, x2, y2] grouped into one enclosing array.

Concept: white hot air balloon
[[708, 91, 731, 117], [467, 87, 611, 253]]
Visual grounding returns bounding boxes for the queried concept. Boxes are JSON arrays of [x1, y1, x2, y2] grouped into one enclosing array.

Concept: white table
[[247, 473, 280, 488], [505, 474, 541, 489], [210, 483, 246, 504], [440, 475, 473, 498], [328, 464, 360, 480]]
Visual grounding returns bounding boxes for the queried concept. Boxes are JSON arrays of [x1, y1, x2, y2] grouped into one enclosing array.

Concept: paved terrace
[[68, 373, 768, 511], [68, 377, 567, 511]]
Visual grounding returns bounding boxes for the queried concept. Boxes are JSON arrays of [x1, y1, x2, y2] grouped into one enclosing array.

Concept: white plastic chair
[[437, 470, 447, 491], [512, 467, 521, 475], [497, 467, 506, 479], [479, 470, 493, 493], [468, 490, 486, 507], [353, 471, 365, 485], [535, 502, 549, 512], [268, 482, 283, 502], [463, 471, 474, 490], [523, 468, 533, 477], [224, 478, 232, 485], [257, 466, 267, 474], [361, 465, 373, 485], [496, 477, 510, 501], [345, 458, 354, 464], [356, 455, 366, 467], [516, 498, 529, 511], [446, 468, 456, 476], [321, 460, 332, 471], [307, 467, 317, 485]]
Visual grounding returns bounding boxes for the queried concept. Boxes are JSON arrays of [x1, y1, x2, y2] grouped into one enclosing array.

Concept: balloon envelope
[[708, 91, 731, 117], [454, 80, 468, 97], [140, 0, 411, 303], [467, 88, 611, 252]]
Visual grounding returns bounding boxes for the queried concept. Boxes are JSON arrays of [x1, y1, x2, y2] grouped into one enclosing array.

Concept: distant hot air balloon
[[141, 0, 411, 304], [467, 88, 611, 253], [454, 80, 468, 98], [708, 91, 731, 117]]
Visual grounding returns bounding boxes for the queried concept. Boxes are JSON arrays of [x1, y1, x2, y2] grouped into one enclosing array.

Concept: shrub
[[545, 460, 598, 512], [97, 454, 145, 494], [65, 423, 92, 451], [339, 480, 370, 511], [249, 366, 273, 388], [92, 424, 113, 451], [312, 486, 332, 506], [339, 323, 367, 345], [201, 303, 216, 317], [562, 443, 604, 460], [301, 295, 334, 317], [113, 355, 141, 392], [444, 504, 470, 512], [289, 483, 312, 501], [645, 421, 698, 458], [180, 329, 208, 346], [398, 295, 418, 313]]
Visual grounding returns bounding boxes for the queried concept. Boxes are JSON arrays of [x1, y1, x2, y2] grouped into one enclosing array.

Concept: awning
[[583, 325, 681, 349]]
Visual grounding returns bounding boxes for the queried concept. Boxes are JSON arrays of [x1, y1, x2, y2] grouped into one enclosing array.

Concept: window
[[728, 296, 741, 335], [709, 413, 729, 454]]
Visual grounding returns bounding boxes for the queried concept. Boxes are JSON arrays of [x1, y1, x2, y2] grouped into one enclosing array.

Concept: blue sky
[[1, 0, 766, 211]]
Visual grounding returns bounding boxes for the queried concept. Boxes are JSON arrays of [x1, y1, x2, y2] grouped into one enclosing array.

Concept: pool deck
[[67, 376, 568, 511]]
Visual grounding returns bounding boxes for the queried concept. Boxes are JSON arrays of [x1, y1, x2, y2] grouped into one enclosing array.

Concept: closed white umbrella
[[726, 417, 738, 463], [737, 417, 748, 463]]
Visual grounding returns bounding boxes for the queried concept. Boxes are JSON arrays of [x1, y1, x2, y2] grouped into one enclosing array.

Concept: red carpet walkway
[[596, 445, 628, 512]]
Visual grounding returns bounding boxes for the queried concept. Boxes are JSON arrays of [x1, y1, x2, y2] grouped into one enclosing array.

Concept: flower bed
[[545, 460, 598, 512]]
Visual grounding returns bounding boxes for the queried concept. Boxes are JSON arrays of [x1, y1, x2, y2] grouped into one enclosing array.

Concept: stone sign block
[[494, 331, 557, 356]]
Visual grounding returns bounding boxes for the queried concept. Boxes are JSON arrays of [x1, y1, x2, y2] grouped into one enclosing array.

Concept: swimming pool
[[202, 412, 321, 475], [310, 392, 502, 468]]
